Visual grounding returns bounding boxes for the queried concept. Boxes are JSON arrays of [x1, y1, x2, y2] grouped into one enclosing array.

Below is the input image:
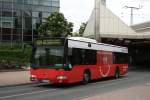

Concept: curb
[[0, 70, 29, 73], [0, 83, 34, 88]]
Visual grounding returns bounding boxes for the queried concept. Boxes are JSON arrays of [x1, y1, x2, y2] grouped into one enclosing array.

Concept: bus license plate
[[42, 80, 49, 83]]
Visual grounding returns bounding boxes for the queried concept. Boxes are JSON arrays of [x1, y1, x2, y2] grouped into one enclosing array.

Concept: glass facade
[[0, 0, 60, 43]]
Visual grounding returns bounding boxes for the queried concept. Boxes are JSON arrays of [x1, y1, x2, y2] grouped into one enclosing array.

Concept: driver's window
[[68, 48, 72, 65]]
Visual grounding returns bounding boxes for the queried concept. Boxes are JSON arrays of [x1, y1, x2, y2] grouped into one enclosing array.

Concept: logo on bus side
[[99, 56, 111, 77], [99, 65, 111, 77]]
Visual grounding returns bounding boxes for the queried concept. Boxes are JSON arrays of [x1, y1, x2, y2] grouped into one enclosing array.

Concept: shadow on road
[[34, 77, 122, 89]]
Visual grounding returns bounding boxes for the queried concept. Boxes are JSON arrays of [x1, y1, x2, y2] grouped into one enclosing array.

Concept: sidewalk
[[0, 71, 31, 87], [81, 83, 150, 100]]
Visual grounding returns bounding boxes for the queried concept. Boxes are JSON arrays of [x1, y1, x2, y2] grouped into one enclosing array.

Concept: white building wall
[[84, 0, 137, 39]]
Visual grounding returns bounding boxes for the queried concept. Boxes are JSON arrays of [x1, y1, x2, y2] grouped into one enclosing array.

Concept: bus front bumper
[[30, 75, 69, 84]]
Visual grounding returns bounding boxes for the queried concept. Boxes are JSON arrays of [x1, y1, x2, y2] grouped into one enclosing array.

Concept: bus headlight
[[30, 75, 37, 81], [31, 75, 36, 78], [57, 76, 67, 80]]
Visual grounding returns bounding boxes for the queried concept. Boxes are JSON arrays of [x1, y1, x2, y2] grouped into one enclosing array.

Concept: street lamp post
[[124, 5, 142, 26]]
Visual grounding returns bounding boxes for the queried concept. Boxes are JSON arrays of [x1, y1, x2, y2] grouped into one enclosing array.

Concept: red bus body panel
[[30, 50, 128, 84], [30, 64, 128, 84]]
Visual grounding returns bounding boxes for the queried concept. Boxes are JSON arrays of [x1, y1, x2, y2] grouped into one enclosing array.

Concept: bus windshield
[[32, 46, 64, 68]]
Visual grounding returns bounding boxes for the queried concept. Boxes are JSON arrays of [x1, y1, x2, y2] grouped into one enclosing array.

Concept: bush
[[0, 44, 32, 70]]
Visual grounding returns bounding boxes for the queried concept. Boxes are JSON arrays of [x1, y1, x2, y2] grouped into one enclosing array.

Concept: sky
[[60, 0, 150, 32]]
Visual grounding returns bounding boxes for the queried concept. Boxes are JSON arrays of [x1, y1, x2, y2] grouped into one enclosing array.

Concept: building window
[[0, 0, 60, 42]]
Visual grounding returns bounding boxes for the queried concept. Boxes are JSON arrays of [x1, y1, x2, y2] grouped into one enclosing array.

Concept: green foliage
[[0, 42, 23, 50], [73, 32, 80, 37], [0, 45, 32, 69], [38, 12, 74, 37], [66, 22, 74, 36], [79, 22, 87, 36]]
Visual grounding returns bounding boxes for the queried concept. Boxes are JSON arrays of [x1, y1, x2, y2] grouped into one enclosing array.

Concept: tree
[[38, 12, 74, 37], [66, 22, 74, 36], [73, 32, 80, 36], [79, 22, 87, 36]]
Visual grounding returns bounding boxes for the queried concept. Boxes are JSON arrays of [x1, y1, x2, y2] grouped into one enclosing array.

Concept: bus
[[30, 37, 128, 84]]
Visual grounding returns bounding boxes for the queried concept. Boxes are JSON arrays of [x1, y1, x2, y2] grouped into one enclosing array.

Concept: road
[[0, 70, 150, 100]]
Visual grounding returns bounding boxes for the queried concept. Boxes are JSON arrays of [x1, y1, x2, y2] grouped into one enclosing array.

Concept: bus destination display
[[36, 39, 64, 46]]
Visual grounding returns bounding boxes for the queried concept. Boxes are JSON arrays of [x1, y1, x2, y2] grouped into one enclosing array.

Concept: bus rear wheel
[[115, 68, 120, 79], [82, 71, 90, 84]]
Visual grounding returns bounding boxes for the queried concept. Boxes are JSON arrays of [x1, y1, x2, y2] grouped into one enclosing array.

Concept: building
[[84, 0, 150, 66], [131, 21, 150, 34], [0, 0, 60, 44], [84, 0, 137, 40], [84, 0, 150, 40]]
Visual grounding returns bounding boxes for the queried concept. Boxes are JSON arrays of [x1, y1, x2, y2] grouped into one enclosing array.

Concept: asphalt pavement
[[0, 70, 150, 100]]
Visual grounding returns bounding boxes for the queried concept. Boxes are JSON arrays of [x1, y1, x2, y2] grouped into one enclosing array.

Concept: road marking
[[0, 89, 57, 99], [0, 83, 49, 93], [0, 87, 42, 94]]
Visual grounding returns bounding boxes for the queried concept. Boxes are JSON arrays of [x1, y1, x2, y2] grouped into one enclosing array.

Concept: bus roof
[[68, 37, 97, 43], [33, 37, 128, 53], [68, 37, 128, 53]]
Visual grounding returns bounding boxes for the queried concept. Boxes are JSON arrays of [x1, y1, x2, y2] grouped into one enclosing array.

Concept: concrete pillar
[[94, 0, 106, 42], [101, 0, 106, 6], [94, 0, 101, 42]]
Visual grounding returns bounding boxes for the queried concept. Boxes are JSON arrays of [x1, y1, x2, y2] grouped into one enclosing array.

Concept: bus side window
[[113, 53, 116, 64], [71, 48, 83, 65], [69, 48, 96, 66], [84, 50, 96, 65], [113, 52, 128, 64]]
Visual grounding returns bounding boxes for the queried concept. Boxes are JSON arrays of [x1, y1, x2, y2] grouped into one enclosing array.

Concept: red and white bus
[[30, 37, 128, 84]]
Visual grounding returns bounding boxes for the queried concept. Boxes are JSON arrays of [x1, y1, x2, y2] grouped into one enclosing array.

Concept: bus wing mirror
[[64, 64, 72, 70], [68, 64, 72, 69]]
